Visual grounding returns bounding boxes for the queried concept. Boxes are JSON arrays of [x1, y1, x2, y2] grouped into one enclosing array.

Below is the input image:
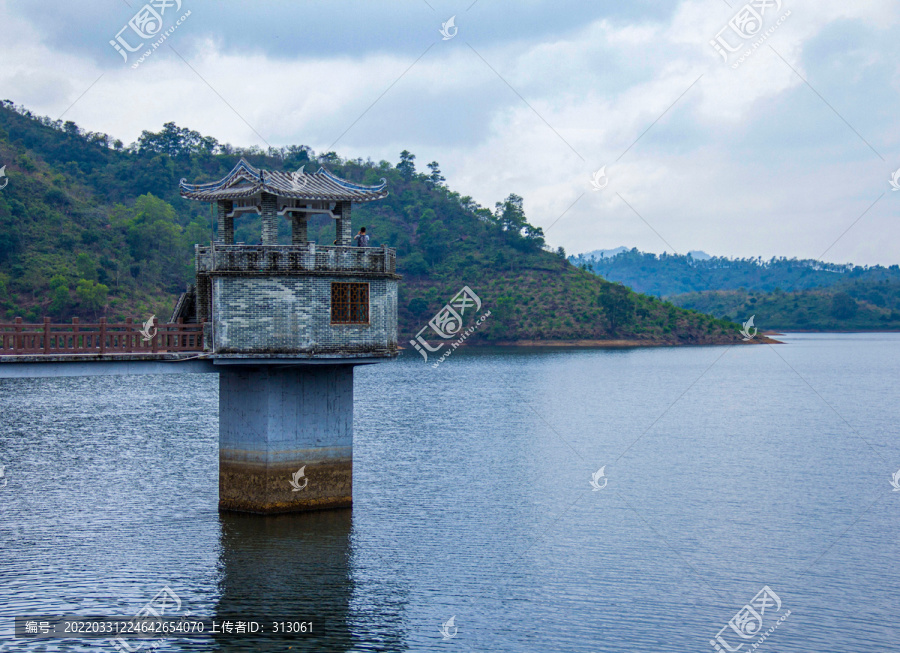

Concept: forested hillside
[[570, 248, 900, 331], [0, 100, 752, 345], [670, 280, 900, 331], [570, 248, 900, 297]]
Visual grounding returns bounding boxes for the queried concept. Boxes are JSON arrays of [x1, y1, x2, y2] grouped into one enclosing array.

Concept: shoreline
[[400, 336, 781, 350], [764, 329, 900, 334], [477, 337, 780, 347]]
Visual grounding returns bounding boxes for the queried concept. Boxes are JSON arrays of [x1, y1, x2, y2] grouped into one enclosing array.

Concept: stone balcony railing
[[196, 244, 397, 276]]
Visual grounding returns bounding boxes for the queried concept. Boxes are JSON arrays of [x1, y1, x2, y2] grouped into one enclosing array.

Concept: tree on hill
[[397, 150, 416, 180], [597, 284, 635, 335], [137, 122, 220, 158], [426, 161, 445, 186], [830, 292, 858, 319]]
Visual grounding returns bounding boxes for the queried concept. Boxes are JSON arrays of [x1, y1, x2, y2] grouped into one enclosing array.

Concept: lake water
[[0, 333, 898, 652]]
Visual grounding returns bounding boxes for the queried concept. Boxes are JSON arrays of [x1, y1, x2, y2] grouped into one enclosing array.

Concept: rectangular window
[[331, 282, 369, 325]]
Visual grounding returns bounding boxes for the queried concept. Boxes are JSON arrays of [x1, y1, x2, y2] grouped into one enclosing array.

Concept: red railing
[[0, 318, 205, 355]]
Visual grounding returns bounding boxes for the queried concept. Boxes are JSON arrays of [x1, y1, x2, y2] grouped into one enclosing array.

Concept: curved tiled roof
[[179, 158, 388, 202]]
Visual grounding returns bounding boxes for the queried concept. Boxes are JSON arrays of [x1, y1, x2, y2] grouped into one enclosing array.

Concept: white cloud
[[0, 0, 898, 263]]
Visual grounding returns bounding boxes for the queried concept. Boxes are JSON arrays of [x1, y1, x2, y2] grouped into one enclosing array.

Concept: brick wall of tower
[[210, 275, 398, 355]]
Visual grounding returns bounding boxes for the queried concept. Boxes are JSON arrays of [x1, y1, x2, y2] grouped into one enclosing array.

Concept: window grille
[[331, 282, 369, 324]]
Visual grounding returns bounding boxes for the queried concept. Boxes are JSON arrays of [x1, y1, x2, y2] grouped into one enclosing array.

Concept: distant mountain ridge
[[569, 247, 900, 297], [579, 246, 630, 259], [568, 247, 900, 331], [578, 247, 711, 261]]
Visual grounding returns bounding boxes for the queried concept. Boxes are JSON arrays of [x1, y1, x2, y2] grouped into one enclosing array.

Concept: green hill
[[670, 281, 900, 332], [570, 248, 900, 297], [0, 100, 753, 346], [570, 248, 900, 331]]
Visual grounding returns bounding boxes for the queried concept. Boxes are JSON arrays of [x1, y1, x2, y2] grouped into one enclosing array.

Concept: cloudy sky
[[1, 0, 898, 264]]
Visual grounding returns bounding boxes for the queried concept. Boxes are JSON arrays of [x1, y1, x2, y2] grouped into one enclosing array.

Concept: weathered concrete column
[[335, 201, 352, 246], [217, 200, 234, 244], [218, 365, 354, 513], [291, 214, 308, 244], [261, 193, 278, 245]]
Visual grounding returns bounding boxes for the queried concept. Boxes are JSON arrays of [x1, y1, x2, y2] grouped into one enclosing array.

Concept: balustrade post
[[72, 317, 79, 353], [176, 317, 184, 351], [14, 317, 22, 353], [43, 317, 50, 353], [152, 317, 160, 353], [99, 317, 107, 354], [125, 318, 133, 353]]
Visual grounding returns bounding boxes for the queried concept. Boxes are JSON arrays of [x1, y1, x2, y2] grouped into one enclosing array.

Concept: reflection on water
[[215, 509, 409, 652], [1, 334, 899, 652], [215, 510, 353, 652]]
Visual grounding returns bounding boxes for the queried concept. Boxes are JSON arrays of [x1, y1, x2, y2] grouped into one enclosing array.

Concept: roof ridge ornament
[[179, 159, 388, 203]]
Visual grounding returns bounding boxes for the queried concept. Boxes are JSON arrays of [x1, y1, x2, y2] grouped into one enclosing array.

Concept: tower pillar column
[[335, 201, 352, 246], [216, 200, 234, 244], [218, 364, 354, 513], [261, 193, 278, 245], [291, 214, 308, 244]]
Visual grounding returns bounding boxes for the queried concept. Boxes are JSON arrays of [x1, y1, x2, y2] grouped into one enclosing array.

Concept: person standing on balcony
[[354, 227, 370, 248]]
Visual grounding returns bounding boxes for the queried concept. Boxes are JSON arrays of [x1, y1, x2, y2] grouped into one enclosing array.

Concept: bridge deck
[[0, 352, 391, 378]]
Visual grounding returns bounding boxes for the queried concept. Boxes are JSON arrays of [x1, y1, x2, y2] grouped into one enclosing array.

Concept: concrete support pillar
[[218, 365, 354, 513], [217, 200, 234, 245], [261, 193, 278, 245], [291, 214, 308, 245], [335, 201, 352, 246]]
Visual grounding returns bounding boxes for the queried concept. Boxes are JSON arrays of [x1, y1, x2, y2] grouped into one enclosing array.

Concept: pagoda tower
[[178, 159, 398, 513]]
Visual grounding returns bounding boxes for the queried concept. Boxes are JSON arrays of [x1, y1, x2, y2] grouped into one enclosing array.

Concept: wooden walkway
[[0, 318, 204, 356]]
